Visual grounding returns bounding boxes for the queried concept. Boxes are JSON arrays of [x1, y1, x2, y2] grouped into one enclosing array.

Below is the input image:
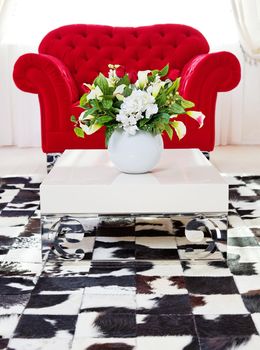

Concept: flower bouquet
[[71, 64, 205, 145]]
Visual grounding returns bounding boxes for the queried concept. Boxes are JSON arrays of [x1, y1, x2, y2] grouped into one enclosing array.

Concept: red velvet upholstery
[[13, 24, 241, 153]]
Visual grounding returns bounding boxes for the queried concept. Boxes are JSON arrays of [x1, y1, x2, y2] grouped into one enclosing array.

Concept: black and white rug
[[0, 175, 260, 350]]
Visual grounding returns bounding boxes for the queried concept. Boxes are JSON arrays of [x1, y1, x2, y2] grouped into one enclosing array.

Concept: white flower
[[147, 74, 166, 97], [113, 84, 125, 101], [115, 89, 158, 135], [107, 65, 120, 87], [135, 70, 151, 89], [171, 120, 187, 140], [145, 103, 158, 118], [87, 86, 103, 101], [186, 111, 205, 128], [79, 112, 102, 135], [124, 125, 139, 135]]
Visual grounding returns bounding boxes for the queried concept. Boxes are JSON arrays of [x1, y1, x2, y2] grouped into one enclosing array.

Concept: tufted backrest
[[39, 24, 210, 98]]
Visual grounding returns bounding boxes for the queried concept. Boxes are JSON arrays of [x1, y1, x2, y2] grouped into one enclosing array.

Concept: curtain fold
[[232, 0, 260, 60]]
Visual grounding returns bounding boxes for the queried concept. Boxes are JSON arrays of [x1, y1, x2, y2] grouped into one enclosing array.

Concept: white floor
[[0, 145, 260, 177]]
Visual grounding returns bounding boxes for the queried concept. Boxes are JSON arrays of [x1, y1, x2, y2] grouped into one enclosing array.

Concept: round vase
[[107, 129, 163, 174]]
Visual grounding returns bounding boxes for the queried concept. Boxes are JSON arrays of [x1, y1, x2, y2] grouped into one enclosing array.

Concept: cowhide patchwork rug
[[0, 175, 260, 350]]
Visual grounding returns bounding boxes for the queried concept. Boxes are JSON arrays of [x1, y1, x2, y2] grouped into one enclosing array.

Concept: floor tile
[[137, 314, 196, 336], [71, 337, 136, 350], [0, 277, 35, 294], [0, 314, 20, 338], [32, 277, 91, 294], [191, 294, 249, 314], [184, 276, 239, 294], [92, 236, 135, 261], [80, 293, 136, 313], [251, 313, 260, 334], [7, 337, 72, 350], [194, 314, 258, 337], [24, 290, 83, 315], [181, 261, 231, 276], [136, 274, 187, 295], [135, 260, 183, 276], [0, 294, 31, 315], [13, 314, 77, 338], [42, 261, 91, 277], [233, 275, 260, 294], [199, 335, 260, 350], [136, 336, 199, 350], [74, 311, 136, 338], [136, 294, 192, 314]]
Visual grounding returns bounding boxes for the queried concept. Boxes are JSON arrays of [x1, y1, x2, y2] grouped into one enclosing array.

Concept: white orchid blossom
[[135, 70, 151, 89], [87, 85, 103, 101]]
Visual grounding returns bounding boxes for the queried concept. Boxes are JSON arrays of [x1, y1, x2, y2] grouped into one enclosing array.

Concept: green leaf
[[166, 77, 181, 95], [156, 112, 171, 123], [83, 107, 96, 118], [171, 103, 186, 114], [74, 127, 85, 138], [138, 117, 150, 128], [91, 100, 101, 111], [94, 73, 109, 94], [70, 115, 77, 123], [105, 125, 117, 146], [151, 69, 159, 78], [164, 124, 173, 140], [96, 115, 114, 124], [118, 74, 130, 86], [156, 93, 167, 106], [123, 86, 132, 97], [102, 99, 113, 109], [79, 93, 89, 107], [159, 64, 169, 77], [180, 98, 195, 109]]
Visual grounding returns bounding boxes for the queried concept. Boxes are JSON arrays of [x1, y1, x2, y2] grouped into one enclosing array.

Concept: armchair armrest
[[13, 53, 79, 149], [179, 52, 241, 150]]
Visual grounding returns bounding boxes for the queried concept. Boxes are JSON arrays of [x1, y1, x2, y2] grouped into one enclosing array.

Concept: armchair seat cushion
[[13, 24, 241, 153]]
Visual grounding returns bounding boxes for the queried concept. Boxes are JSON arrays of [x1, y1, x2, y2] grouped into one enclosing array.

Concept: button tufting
[[68, 43, 76, 49]]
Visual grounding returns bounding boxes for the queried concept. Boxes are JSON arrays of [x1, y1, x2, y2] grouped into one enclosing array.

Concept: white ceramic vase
[[107, 129, 163, 174]]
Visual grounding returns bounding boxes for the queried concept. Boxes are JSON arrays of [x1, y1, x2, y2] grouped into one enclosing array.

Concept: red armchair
[[13, 24, 241, 154]]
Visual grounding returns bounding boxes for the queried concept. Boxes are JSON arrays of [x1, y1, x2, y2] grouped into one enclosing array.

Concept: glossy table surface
[[40, 149, 228, 214]]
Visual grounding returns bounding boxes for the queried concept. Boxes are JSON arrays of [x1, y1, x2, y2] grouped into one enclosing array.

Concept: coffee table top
[[40, 149, 228, 214]]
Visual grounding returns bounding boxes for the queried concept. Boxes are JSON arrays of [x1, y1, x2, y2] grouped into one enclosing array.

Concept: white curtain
[[0, 0, 250, 147], [231, 0, 260, 145]]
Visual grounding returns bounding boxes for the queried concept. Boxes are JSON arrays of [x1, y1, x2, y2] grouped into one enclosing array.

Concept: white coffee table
[[40, 149, 228, 260]]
